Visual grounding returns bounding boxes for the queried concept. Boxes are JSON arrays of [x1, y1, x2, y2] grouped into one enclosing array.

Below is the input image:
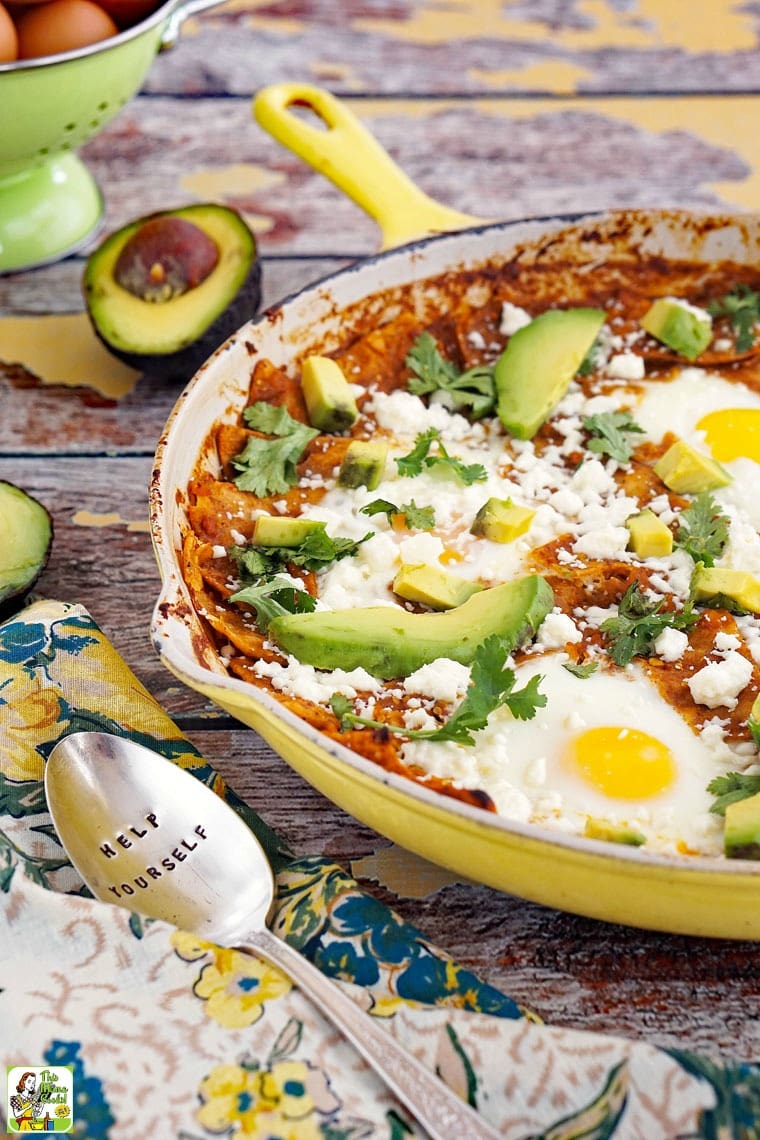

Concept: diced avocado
[[640, 297, 712, 360], [653, 439, 731, 493], [82, 204, 261, 379], [724, 791, 760, 859], [301, 355, 358, 433], [494, 308, 606, 440], [0, 481, 53, 617], [393, 563, 481, 610], [625, 509, 673, 558], [338, 440, 388, 490], [269, 573, 553, 678], [470, 497, 535, 543], [751, 692, 760, 722], [253, 516, 325, 547], [692, 566, 760, 614], [584, 818, 646, 847]]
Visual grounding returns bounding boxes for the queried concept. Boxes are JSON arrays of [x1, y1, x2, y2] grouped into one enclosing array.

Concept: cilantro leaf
[[600, 582, 698, 666], [330, 635, 546, 747], [361, 498, 436, 530], [562, 661, 599, 679], [707, 771, 760, 816], [402, 501, 436, 530], [396, 429, 439, 478], [396, 428, 487, 485], [232, 402, 319, 496], [406, 331, 496, 419], [230, 576, 316, 629], [229, 527, 371, 583], [675, 492, 730, 568], [582, 411, 644, 464], [708, 285, 760, 353]]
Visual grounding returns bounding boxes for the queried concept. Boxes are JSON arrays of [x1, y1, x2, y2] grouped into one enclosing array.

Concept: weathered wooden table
[[2, 0, 760, 1060]]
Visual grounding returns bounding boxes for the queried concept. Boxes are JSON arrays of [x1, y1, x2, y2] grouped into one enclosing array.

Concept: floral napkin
[[1, 599, 758, 1139]]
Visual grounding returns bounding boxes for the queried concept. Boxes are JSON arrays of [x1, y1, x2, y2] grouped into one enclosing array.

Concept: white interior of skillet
[[150, 207, 760, 878]]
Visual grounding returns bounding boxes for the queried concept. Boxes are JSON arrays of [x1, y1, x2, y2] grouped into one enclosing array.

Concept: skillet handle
[[253, 82, 484, 250]]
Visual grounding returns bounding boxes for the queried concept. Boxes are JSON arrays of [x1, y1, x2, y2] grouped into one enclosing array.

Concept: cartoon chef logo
[[6, 1067, 74, 1133]]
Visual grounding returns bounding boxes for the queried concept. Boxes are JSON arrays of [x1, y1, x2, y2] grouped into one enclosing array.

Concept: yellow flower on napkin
[[0, 667, 61, 782], [172, 932, 292, 1029], [197, 1063, 326, 1138], [259, 1059, 340, 1120]]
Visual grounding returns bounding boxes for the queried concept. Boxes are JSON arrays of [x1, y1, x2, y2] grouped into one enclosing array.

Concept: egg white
[[401, 654, 732, 855], [634, 368, 760, 528]]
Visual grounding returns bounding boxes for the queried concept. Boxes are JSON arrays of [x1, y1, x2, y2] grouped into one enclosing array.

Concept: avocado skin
[[0, 481, 53, 618], [269, 574, 553, 678], [83, 204, 262, 381]]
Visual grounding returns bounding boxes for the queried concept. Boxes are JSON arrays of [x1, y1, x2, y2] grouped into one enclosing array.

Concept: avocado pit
[[83, 203, 262, 379], [114, 216, 220, 303]]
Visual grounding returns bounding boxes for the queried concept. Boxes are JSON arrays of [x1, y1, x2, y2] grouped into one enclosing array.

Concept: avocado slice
[[393, 563, 481, 610], [584, 817, 646, 847], [625, 509, 673, 558], [494, 308, 606, 440], [640, 298, 712, 360], [83, 204, 261, 379], [653, 439, 731, 493], [724, 791, 760, 858], [0, 481, 53, 617], [301, 356, 358, 433], [470, 497, 535, 543], [268, 573, 553, 678], [253, 516, 326, 547], [692, 566, 760, 613], [338, 440, 388, 490]]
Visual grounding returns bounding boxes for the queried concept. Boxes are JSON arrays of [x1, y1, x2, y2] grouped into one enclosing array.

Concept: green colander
[[0, 0, 223, 274]]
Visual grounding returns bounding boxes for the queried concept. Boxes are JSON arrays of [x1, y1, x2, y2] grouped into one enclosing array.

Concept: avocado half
[[0, 481, 53, 618], [82, 204, 262, 379]]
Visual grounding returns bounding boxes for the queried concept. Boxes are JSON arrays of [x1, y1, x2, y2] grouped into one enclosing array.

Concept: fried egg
[[401, 654, 730, 854], [635, 368, 760, 527]]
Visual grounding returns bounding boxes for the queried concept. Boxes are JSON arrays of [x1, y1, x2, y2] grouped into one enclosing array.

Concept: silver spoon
[[45, 731, 500, 1140]]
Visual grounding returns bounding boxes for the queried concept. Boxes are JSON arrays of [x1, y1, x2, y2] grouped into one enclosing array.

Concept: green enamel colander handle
[[160, 0, 226, 50]]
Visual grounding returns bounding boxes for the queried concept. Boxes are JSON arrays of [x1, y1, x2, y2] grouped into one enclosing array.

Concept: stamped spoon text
[[98, 812, 208, 899]]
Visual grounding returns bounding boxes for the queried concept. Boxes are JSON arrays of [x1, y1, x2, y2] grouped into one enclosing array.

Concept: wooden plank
[[69, 93, 760, 258], [151, 2, 760, 96]]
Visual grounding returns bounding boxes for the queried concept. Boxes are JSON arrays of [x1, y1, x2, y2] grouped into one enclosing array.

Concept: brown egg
[[15, 0, 118, 59], [97, 0, 157, 27], [0, 3, 18, 60]]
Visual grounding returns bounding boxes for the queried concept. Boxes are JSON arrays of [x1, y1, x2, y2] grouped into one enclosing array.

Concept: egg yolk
[[697, 408, 760, 463], [564, 726, 676, 800]]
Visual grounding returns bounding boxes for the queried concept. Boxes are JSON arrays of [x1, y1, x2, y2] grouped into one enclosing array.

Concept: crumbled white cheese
[[573, 526, 631, 560], [606, 352, 645, 381], [499, 301, 532, 336], [402, 658, 471, 703], [212, 545, 227, 559], [369, 389, 474, 441], [398, 532, 446, 565], [253, 658, 381, 704], [536, 610, 582, 649], [653, 627, 689, 662], [714, 632, 742, 653], [687, 651, 753, 709]]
